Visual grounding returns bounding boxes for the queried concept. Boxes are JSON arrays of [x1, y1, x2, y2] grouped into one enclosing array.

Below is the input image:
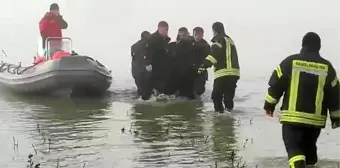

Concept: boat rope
[[0, 62, 35, 75]]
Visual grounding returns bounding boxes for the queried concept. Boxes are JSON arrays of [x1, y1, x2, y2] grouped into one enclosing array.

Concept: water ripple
[[0, 86, 338, 168]]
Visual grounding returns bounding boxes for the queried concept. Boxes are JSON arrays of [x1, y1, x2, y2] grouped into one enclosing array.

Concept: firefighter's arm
[[201, 42, 221, 68], [204, 43, 211, 58], [325, 65, 340, 128], [264, 59, 289, 114], [144, 37, 156, 66], [131, 42, 137, 57], [59, 15, 68, 29], [39, 19, 49, 38]]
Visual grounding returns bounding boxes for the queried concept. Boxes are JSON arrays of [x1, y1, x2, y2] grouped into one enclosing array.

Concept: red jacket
[[39, 12, 68, 48]]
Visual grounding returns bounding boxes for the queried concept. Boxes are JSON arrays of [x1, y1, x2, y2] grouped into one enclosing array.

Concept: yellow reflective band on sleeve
[[212, 42, 222, 48], [331, 77, 339, 87], [275, 66, 283, 78], [206, 55, 217, 64], [289, 155, 305, 167], [330, 110, 340, 118], [214, 68, 240, 79], [280, 110, 327, 127], [265, 93, 278, 104]]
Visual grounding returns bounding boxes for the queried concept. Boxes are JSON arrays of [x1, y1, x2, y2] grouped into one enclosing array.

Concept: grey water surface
[[0, 0, 339, 167]]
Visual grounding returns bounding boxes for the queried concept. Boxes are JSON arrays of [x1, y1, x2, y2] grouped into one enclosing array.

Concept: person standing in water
[[201, 22, 240, 112], [39, 3, 68, 56], [192, 27, 210, 96], [142, 21, 171, 100], [131, 31, 151, 98], [263, 32, 339, 168], [171, 27, 196, 100]]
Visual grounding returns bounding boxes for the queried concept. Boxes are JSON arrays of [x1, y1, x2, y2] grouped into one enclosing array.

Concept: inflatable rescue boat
[[0, 37, 112, 95]]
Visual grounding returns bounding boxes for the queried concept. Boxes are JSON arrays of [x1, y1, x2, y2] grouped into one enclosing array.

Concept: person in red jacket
[[39, 3, 68, 53]]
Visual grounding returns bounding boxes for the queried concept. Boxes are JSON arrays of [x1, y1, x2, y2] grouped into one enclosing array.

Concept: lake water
[[0, 0, 339, 167]]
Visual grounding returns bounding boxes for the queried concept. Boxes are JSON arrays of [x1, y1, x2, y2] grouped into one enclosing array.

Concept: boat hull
[[0, 56, 112, 95]]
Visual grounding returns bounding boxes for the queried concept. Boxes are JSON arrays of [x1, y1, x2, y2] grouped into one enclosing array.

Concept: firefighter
[[172, 27, 196, 100], [201, 22, 240, 112], [131, 31, 151, 98], [192, 27, 210, 96], [142, 21, 171, 100], [263, 32, 340, 168]]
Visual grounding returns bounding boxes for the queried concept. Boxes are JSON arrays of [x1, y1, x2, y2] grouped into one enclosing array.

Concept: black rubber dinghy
[[0, 55, 112, 95]]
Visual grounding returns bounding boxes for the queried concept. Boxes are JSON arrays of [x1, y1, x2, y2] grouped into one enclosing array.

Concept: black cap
[[50, 3, 59, 10], [302, 32, 321, 52], [212, 22, 225, 34], [158, 21, 168, 27], [193, 27, 204, 34]]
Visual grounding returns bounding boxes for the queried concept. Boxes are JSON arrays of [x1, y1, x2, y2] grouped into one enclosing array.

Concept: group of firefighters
[[131, 21, 240, 113], [39, 3, 339, 168]]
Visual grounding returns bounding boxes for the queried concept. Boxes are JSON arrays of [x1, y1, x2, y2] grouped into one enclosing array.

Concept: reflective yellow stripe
[[225, 37, 232, 69], [212, 42, 222, 48], [212, 37, 239, 79], [289, 155, 305, 167], [214, 68, 240, 79], [331, 77, 339, 87], [293, 60, 328, 72], [306, 163, 317, 167], [206, 55, 217, 64], [275, 66, 283, 78], [289, 69, 300, 111], [289, 60, 329, 119], [315, 75, 326, 116], [330, 110, 340, 118], [280, 110, 327, 127], [265, 93, 278, 104]]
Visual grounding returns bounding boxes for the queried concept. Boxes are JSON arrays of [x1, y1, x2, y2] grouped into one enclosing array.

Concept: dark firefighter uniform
[[131, 31, 150, 97], [193, 39, 210, 96], [202, 34, 240, 112], [165, 41, 179, 95], [142, 31, 171, 100], [172, 36, 196, 99], [263, 32, 340, 168]]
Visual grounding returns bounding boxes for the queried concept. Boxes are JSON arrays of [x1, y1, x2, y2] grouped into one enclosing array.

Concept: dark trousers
[[131, 60, 146, 96], [132, 73, 143, 96], [194, 70, 207, 96], [164, 71, 179, 95], [211, 76, 238, 111], [152, 75, 168, 94], [282, 124, 321, 168], [140, 71, 153, 100], [140, 71, 169, 100], [177, 70, 196, 100]]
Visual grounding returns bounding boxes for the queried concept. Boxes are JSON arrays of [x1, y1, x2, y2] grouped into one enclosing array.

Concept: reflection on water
[[0, 88, 339, 168], [131, 101, 241, 168]]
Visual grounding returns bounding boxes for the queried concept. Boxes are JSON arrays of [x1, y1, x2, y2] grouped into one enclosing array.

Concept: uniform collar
[[211, 34, 227, 42]]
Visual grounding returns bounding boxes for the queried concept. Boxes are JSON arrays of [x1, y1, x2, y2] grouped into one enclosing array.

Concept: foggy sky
[[0, 0, 339, 81]]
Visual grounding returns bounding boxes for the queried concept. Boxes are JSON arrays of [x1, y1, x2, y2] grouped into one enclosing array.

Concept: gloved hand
[[146, 65, 152, 72], [265, 110, 273, 117]]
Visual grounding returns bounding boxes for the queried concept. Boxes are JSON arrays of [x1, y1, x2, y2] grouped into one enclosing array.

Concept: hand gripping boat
[[0, 37, 112, 95]]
